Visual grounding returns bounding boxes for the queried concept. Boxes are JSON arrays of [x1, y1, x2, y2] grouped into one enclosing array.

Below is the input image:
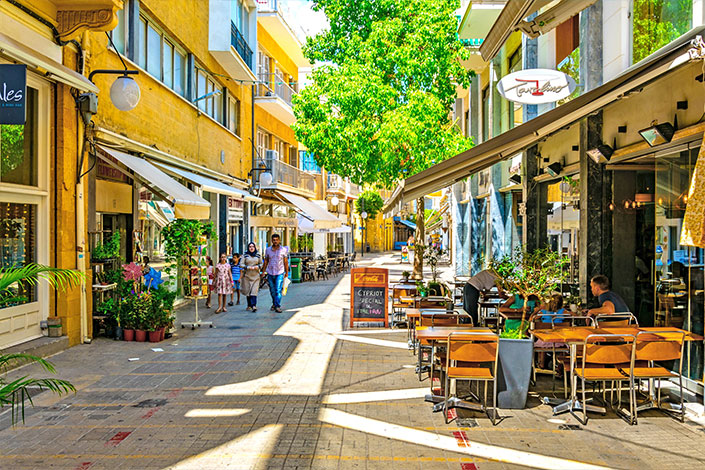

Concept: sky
[[281, 0, 329, 39]]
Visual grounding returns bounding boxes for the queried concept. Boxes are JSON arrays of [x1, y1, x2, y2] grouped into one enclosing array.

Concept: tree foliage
[[293, 0, 473, 188], [354, 190, 384, 220], [632, 0, 692, 63], [161, 220, 216, 265]]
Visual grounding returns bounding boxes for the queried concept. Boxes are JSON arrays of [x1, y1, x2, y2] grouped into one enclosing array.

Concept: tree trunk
[[413, 197, 425, 279]]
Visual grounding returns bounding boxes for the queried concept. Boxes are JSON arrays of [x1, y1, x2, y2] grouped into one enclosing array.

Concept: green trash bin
[[290, 257, 301, 283]]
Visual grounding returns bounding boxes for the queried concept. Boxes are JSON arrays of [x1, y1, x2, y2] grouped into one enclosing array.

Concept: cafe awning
[[393, 217, 416, 231], [386, 26, 705, 209], [96, 146, 211, 220], [297, 216, 351, 234], [155, 163, 261, 202], [0, 31, 98, 93], [276, 192, 341, 230]]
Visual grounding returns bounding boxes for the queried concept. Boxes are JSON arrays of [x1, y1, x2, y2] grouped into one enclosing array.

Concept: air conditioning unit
[[265, 150, 279, 160]]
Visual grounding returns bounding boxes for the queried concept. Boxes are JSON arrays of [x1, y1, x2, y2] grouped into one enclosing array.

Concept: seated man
[[586, 274, 630, 316]]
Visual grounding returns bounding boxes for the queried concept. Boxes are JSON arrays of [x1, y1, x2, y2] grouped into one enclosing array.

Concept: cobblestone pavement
[[2, 253, 705, 469]]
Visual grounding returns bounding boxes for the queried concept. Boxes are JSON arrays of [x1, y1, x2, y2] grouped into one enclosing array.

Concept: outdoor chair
[[624, 330, 686, 423], [529, 313, 569, 387], [350, 252, 357, 268], [301, 260, 315, 282], [391, 286, 415, 329], [573, 333, 636, 425], [442, 331, 500, 425], [553, 316, 597, 398], [594, 313, 639, 327], [316, 260, 328, 280], [335, 257, 344, 274]]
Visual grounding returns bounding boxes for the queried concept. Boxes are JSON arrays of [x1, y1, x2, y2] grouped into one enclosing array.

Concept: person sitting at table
[[586, 274, 629, 316], [500, 293, 539, 332], [463, 269, 503, 325], [538, 293, 567, 324]]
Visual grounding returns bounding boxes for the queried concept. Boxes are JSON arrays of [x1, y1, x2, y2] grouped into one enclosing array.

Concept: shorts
[[233, 280, 241, 290]]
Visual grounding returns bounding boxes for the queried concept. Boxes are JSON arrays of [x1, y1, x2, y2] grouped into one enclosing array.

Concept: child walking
[[205, 256, 214, 308], [229, 253, 242, 306], [214, 253, 233, 313]]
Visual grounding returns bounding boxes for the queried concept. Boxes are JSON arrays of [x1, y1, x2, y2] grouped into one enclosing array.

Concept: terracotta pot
[[123, 329, 135, 341], [159, 327, 165, 341], [148, 330, 161, 342], [135, 329, 147, 342]]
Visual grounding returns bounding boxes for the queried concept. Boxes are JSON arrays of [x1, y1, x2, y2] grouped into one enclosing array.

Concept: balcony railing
[[257, 0, 279, 12], [257, 73, 297, 107], [231, 22, 253, 71], [347, 182, 361, 197], [327, 174, 345, 192], [264, 157, 316, 193]]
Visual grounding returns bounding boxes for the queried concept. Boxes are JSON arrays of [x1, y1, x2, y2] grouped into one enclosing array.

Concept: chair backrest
[[447, 332, 499, 363], [582, 334, 635, 366], [635, 330, 685, 364], [595, 313, 639, 327], [557, 316, 596, 328], [529, 313, 556, 330]]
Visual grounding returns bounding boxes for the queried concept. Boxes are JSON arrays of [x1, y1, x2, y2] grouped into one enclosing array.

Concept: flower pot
[[135, 329, 147, 342], [114, 327, 124, 341], [159, 327, 165, 341], [148, 330, 161, 342], [496, 338, 533, 409], [124, 329, 135, 341]]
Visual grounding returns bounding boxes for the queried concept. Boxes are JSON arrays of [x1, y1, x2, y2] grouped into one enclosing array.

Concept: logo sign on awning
[[497, 68, 576, 104], [0, 64, 26, 124]]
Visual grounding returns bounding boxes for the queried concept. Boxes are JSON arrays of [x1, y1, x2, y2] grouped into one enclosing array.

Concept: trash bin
[[290, 257, 301, 283]]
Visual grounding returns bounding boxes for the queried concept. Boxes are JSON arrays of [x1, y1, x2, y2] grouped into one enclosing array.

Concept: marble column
[[522, 145, 547, 252], [579, 0, 603, 92]]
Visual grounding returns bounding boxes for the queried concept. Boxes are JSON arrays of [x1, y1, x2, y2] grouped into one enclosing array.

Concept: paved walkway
[[1, 253, 705, 469]]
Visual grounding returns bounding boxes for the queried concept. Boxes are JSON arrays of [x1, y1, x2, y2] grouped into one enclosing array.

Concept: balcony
[[256, 0, 309, 68], [327, 174, 361, 199], [255, 73, 297, 126], [261, 154, 316, 198], [208, 1, 256, 81]]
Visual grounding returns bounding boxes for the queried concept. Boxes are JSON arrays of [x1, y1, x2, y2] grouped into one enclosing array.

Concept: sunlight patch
[[323, 388, 428, 404], [334, 334, 408, 349], [184, 408, 251, 418]]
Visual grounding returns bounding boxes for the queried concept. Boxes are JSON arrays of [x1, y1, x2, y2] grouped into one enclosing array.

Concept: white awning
[[0, 31, 98, 93], [96, 145, 211, 220], [277, 192, 341, 229], [155, 163, 261, 202], [297, 216, 351, 233]]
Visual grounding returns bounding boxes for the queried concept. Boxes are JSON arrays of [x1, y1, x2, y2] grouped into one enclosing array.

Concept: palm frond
[[0, 264, 85, 306], [0, 353, 57, 374], [0, 376, 75, 424]]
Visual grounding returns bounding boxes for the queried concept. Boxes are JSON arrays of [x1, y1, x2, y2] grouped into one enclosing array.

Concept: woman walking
[[214, 253, 233, 313], [241, 242, 263, 312]]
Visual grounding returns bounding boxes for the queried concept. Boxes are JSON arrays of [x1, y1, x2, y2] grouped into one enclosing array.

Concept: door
[[654, 147, 704, 384]]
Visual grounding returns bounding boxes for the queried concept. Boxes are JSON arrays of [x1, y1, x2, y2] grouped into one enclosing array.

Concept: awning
[[458, 1, 505, 44], [297, 216, 351, 234], [155, 163, 261, 202], [394, 217, 416, 231], [96, 145, 211, 220], [390, 26, 705, 208], [0, 31, 98, 93], [276, 192, 341, 229]]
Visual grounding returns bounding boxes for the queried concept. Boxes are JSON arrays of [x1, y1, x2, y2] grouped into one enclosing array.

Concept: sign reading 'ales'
[[0, 64, 26, 125], [350, 267, 389, 327]]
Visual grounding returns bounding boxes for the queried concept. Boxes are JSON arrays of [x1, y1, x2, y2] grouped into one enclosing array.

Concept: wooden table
[[479, 297, 504, 328], [533, 326, 704, 416], [415, 327, 495, 412]]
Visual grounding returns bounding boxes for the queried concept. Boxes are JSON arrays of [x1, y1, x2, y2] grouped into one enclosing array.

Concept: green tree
[[632, 0, 692, 63], [354, 191, 384, 220], [294, 0, 472, 272]]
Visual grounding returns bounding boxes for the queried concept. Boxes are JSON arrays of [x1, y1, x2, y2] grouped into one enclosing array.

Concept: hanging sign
[[497, 68, 576, 104], [0, 65, 26, 124]]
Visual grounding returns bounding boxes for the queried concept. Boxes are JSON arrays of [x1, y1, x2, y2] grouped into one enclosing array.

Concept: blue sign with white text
[[0, 64, 26, 125]]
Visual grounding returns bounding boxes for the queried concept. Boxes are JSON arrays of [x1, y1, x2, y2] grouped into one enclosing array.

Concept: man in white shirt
[[463, 269, 501, 325]]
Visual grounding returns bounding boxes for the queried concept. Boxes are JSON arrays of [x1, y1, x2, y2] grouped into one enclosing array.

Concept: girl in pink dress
[[215, 253, 233, 313], [205, 257, 214, 308]]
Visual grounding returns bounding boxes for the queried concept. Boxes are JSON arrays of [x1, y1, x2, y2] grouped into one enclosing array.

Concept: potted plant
[[415, 280, 428, 298], [489, 248, 569, 409], [401, 271, 410, 282]]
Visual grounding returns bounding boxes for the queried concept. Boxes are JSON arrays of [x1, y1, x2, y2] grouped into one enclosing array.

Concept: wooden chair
[[315, 260, 328, 280], [594, 313, 639, 327], [529, 313, 569, 387], [573, 333, 636, 425], [391, 286, 415, 328], [301, 259, 315, 282], [443, 332, 500, 425], [626, 330, 686, 423], [551, 316, 596, 398]]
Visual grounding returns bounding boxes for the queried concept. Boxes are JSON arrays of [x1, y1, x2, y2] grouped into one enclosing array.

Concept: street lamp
[[330, 195, 340, 207], [259, 171, 273, 186], [361, 210, 368, 257], [110, 75, 141, 111]]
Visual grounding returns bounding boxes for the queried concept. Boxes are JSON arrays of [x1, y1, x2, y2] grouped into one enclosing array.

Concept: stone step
[[1, 336, 69, 371]]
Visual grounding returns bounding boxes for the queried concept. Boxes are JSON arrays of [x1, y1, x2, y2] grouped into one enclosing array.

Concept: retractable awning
[[276, 192, 341, 230], [393, 217, 416, 231], [155, 163, 261, 202], [96, 146, 211, 220], [0, 31, 98, 93], [387, 26, 705, 209], [297, 216, 351, 234]]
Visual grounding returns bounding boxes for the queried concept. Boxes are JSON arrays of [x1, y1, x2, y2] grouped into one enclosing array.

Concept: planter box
[[497, 338, 533, 409]]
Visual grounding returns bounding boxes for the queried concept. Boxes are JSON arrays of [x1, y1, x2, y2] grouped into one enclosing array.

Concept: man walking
[[262, 234, 289, 313]]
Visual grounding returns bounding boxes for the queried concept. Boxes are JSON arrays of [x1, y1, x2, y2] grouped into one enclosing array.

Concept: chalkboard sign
[[350, 267, 388, 327], [353, 286, 386, 319]]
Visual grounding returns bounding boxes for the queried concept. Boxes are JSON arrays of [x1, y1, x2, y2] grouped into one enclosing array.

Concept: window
[[258, 49, 272, 93], [195, 66, 224, 124], [257, 129, 270, 160], [228, 97, 240, 135], [0, 203, 37, 306], [134, 14, 187, 97], [112, 6, 126, 54], [1, 88, 38, 186], [632, 0, 692, 64], [508, 49, 522, 128]]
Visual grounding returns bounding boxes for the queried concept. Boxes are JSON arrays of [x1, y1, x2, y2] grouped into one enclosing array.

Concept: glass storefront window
[[632, 0, 692, 63], [0, 203, 37, 307], [1, 88, 38, 186]]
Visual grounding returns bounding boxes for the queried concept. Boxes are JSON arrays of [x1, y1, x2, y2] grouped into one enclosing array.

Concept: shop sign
[[228, 197, 244, 222], [497, 69, 576, 104], [350, 267, 389, 328], [0, 65, 26, 125]]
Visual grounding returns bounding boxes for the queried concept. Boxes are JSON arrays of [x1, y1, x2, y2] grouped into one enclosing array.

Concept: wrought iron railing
[[257, 73, 296, 107], [230, 22, 253, 71], [264, 157, 316, 193]]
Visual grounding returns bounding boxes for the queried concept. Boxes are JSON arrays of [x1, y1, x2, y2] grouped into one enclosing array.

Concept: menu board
[[350, 267, 388, 327]]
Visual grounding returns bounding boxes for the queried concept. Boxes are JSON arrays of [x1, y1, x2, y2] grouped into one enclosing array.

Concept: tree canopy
[[354, 190, 384, 220], [293, 0, 473, 189]]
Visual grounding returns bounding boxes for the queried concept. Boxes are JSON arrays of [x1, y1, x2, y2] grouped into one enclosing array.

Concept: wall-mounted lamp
[[639, 122, 675, 147], [259, 171, 273, 186], [677, 100, 688, 110], [89, 33, 141, 111], [587, 143, 614, 164], [330, 196, 340, 207], [544, 162, 563, 177], [508, 174, 522, 185], [618, 125, 627, 133]]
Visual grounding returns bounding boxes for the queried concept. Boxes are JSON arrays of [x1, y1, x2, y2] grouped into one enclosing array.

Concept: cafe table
[[532, 326, 704, 417], [406, 308, 471, 350], [415, 326, 494, 412]]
